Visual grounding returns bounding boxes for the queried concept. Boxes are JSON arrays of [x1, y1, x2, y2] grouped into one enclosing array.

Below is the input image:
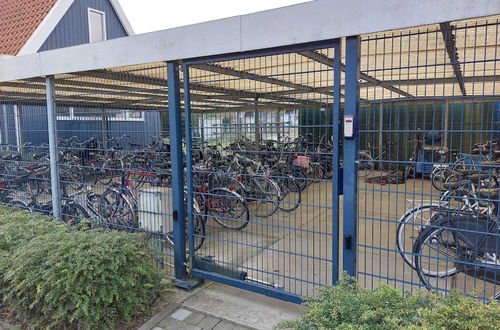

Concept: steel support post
[[101, 108, 109, 156], [179, 63, 203, 290], [254, 95, 260, 142], [331, 38, 342, 284], [167, 62, 187, 281], [1, 104, 7, 148], [342, 36, 360, 277], [45, 76, 62, 219], [13, 104, 24, 154], [168, 62, 200, 289]]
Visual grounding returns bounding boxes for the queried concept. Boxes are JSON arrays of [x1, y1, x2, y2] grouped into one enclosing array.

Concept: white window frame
[[56, 108, 144, 122], [87, 8, 107, 43]]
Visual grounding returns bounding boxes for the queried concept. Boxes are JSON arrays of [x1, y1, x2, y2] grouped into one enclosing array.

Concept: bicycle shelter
[[0, 0, 499, 303]]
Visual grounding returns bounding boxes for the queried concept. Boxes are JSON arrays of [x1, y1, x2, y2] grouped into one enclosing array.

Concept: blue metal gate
[[181, 41, 342, 302]]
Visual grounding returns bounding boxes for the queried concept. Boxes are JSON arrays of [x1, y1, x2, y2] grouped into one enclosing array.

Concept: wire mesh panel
[[52, 64, 174, 275], [357, 16, 500, 301], [184, 44, 341, 300], [1, 65, 175, 276], [0, 80, 51, 207]]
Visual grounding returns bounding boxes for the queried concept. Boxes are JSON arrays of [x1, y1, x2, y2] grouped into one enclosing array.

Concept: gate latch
[[173, 210, 178, 221], [344, 235, 352, 249]]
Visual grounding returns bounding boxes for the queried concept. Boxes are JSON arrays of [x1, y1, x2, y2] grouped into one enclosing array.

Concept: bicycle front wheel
[[275, 175, 302, 212], [396, 204, 440, 269], [209, 188, 249, 230], [245, 176, 280, 218]]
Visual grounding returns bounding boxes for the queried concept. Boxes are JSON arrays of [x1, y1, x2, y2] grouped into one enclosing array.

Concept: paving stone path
[[150, 307, 253, 330]]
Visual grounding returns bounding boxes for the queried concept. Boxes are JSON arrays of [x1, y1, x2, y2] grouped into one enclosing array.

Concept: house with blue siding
[[0, 0, 161, 149]]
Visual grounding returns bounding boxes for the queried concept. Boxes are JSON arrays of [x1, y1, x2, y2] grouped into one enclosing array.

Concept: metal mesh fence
[[0, 14, 499, 303], [357, 17, 500, 300]]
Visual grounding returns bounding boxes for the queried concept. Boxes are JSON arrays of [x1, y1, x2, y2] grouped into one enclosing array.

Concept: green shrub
[[279, 277, 500, 330], [0, 206, 167, 329]]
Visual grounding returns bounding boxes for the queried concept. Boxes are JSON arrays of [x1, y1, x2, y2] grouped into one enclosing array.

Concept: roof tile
[[0, 0, 59, 55]]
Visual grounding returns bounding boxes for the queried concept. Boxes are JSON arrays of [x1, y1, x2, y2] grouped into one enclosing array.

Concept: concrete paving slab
[[182, 283, 303, 330], [213, 320, 252, 330], [184, 311, 206, 325], [171, 308, 192, 321], [199, 315, 222, 330]]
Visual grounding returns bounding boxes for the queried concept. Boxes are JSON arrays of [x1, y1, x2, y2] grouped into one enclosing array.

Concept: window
[[88, 8, 106, 43], [57, 108, 144, 121]]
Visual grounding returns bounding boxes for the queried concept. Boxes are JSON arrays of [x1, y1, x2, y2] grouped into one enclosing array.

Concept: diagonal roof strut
[[299, 50, 414, 98], [439, 22, 467, 96]]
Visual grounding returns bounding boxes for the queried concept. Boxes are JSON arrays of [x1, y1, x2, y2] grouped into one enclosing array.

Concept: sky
[[118, 0, 312, 34]]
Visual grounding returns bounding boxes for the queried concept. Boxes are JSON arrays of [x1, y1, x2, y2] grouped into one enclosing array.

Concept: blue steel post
[[45, 76, 62, 219], [167, 62, 187, 281], [343, 36, 360, 277], [331, 38, 341, 284], [182, 64, 195, 270]]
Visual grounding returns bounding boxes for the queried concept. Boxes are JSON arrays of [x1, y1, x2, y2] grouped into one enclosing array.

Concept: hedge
[[0, 206, 167, 329], [279, 276, 500, 330]]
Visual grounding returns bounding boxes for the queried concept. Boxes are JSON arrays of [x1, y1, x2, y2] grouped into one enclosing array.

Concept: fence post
[[13, 103, 24, 154], [167, 62, 188, 283], [45, 76, 62, 219], [331, 38, 342, 284], [343, 36, 360, 277], [1, 105, 8, 149]]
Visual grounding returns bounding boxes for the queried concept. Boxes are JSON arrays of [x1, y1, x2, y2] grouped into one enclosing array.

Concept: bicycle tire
[[276, 175, 301, 212], [61, 202, 89, 226], [358, 151, 374, 178], [245, 176, 280, 218], [431, 167, 450, 191], [166, 199, 206, 251], [209, 188, 250, 230], [396, 204, 441, 270], [100, 188, 138, 229]]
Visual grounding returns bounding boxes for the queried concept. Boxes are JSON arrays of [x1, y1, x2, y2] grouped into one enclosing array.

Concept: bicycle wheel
[[61, 202, 89, 226], [275, 175, 301, 212], [291, 166, 308, 191], [61, 165, 84, 190], [8, 199, 31, 211], [166, 199, 206, 251], [209, 188, 250, 230], [414, 217, 499, 300], [413, 225, 460, 291], [100, 188, 137, 229], [396, 204, 440, 269], [431, 167, 450, 191], [245, 176, 280, 218], [311, 163, 324, 181], [358, 152, 374, 178]]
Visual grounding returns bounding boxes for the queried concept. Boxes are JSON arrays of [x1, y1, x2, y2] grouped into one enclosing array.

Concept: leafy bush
[[279, 277, 500, 330], [0, 206, 167, 329]]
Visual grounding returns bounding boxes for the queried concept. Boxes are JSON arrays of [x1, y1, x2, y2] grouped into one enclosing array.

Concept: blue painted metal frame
[[191, 269, 303, 304], [342, 36, 360, 277], [183, 63, 196, 271], [167, 62, 187, 281], [182, 39, 346, 303], [331, 38, 342, 284]]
